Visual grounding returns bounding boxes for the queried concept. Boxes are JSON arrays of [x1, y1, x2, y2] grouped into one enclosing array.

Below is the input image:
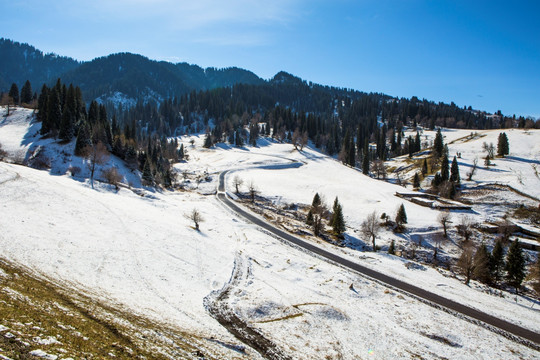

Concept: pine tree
[[505, 239, 525, 293], [388, 240, 396, 255], [87, 101, 99, 125], [395, 204, 407, 232], [75, 121, 92, 156], [473, 243, 491, 284], [490, 239, 505, 283], [178, 144, 185, 160], [20, 80, 33, 104], [59, 107, 74, 142], [362, 145, 370, 175], [203, 132, 212, 148], [46, 87, 62, 135], [441, 156, 449, 181], [413, 172, 421, 188], [37, 84, 49, 128], [142, 157, 154, 185], [312, 193, 322, 208], [432, 172, 442, 188], [8, 83, 19, 105], [450, 156, 460, 183], [433, 128, 444, 158], [332, 200, 346, 237], [306, 209, 314, 225], [497, 132, 509, 157], [418, 160, 427, 179]]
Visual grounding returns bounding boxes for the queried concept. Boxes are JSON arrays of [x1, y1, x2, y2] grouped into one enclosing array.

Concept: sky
[[1, 0, 539, 117]]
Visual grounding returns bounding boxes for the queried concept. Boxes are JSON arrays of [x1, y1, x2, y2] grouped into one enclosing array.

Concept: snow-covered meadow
[[1, 107, 539, 359]]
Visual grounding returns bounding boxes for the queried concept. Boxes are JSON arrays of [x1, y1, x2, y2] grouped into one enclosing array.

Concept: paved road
[[217, 170, 540, 347]]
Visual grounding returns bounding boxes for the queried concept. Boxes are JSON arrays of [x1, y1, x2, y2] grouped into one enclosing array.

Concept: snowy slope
[[1, 107, 539, 359]]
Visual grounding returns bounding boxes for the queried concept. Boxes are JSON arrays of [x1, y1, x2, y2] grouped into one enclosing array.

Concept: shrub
[[101, 167, 122, 190]]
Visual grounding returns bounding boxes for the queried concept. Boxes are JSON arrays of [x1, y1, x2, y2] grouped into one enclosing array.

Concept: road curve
[[217, 170, 540, 348]]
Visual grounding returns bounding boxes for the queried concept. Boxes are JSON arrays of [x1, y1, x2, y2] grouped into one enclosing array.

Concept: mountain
[[0, 39, 264, 104], [60, 53, 192, 103], [0, 38, 80, 92]]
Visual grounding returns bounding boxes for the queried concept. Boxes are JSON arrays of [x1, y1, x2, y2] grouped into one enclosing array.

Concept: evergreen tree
[[59, 107, 74, 142], [20, 80, 33, 104], [312, 193, 321, 208], [331, 197, 346, 237], [432, 172, 442, 188], [37, 84, 49, 128], [388, 240, 396, 255], [362, 144, 370, 175], [178, 143, 185, 160], [415, 131, 421, 152], [203, 132, 212, 148], [505, 239, 525, 293], [422, 158, 428, 176], [235, 129, 244, 147], [8, 83, 19, 105], [87, 100, 99, 125], [441, 156, 450, 181], [433, 128, 444, 158], [46, 87, 62, 135], [142, 157, 154, 185], [497, 132, 509, 157], [395, 204, 407, 231], [490, 239, 505, 283], [75, 121, 92, 156], [450, 156, 460, 183], [413, 172, 421, 188], [306, 209, 314, 225], [473, 243, 491, 284]]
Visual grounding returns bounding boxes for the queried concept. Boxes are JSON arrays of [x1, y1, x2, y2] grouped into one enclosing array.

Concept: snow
[[28, 350, 57, 360], [0, 107, 539, 358]]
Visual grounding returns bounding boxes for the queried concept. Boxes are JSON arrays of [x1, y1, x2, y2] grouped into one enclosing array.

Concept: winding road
[[216, 169, 540, 349]]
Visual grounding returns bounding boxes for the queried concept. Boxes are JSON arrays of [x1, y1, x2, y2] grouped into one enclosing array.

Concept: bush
[[101, 167, 122, 190], [0, 143, 7, 161], [28, 147, 50, 169], [68, 166, 81, 177]]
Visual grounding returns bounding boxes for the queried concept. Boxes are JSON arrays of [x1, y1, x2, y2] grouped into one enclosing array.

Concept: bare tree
[[457, 244, 475, 285], [466, 157, 478, 181], [482, 142, 495, 159], [186, 208, 204, 231], [456, 216, 474, 244], [313, 214, 322, 237], [292, 129, 308, 151], [101, 167, 122, 190], [482, 142, 495, 162], [84, 142, 109, 189], [233, 175, 243, 194], [1, 93, 14, 116], [248, 180, 259, 203], [361, 211, 381, 251], [437, 211, 452, 238], [371, 160, 387, 180]]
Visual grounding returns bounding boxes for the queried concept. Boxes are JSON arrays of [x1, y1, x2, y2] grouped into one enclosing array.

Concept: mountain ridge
[[0, 39, 267, 103]]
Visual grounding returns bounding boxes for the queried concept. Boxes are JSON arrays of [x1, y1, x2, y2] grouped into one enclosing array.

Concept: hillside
[[1, 106, 539, 359], [0, 39, 264, 105], [0, 38, 80, 91]]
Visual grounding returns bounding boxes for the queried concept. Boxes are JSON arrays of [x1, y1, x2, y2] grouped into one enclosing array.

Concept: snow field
[[1, 107, 539, 358]]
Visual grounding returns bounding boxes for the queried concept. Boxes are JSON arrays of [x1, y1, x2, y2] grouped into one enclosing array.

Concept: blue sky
[[1, 0, 539, 117]]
